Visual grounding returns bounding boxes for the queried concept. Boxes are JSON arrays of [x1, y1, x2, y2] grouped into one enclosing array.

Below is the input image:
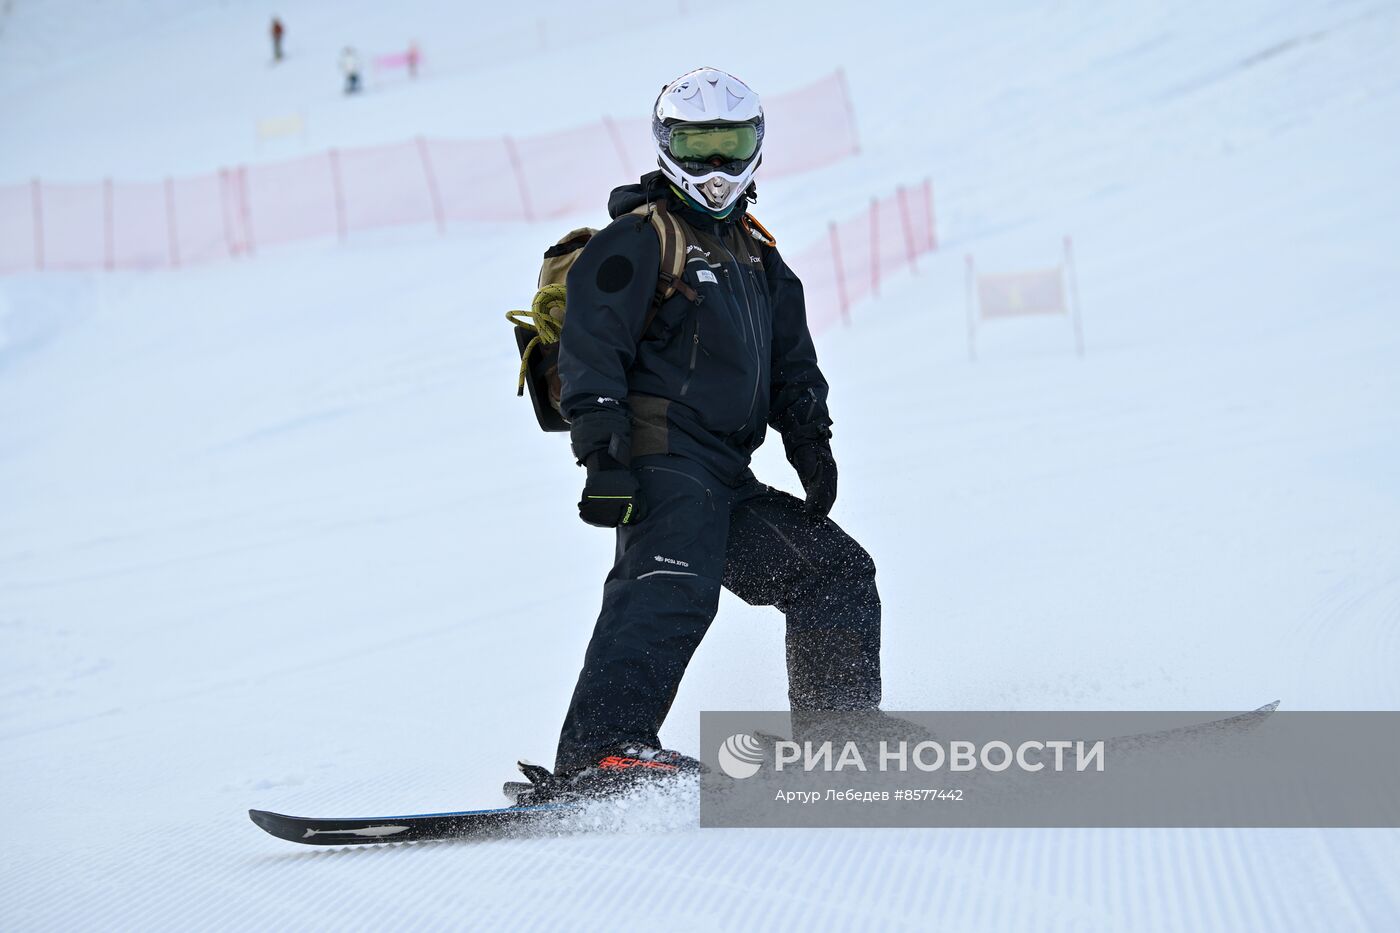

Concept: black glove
[[790, 442, 837, 519], [578, 452, 647, 528]]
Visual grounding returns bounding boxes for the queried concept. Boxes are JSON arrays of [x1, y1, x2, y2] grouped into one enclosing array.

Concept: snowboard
[[251, 702, 1281, 846], [248, 800, 582, 846]]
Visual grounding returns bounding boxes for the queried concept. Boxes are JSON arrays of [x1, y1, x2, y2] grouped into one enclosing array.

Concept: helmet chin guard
[[695, 176, 737, 210], [652, 67, 764, 215]]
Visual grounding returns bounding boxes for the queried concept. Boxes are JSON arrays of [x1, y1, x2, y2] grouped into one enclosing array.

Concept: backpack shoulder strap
[[629, 200, 700, 309]]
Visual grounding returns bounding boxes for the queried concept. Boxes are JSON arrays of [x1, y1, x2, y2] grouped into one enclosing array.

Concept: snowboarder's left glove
[[790, 441, 838, 519], [578, 452, 648, 528]]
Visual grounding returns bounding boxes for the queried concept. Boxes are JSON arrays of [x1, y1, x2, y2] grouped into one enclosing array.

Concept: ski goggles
[[667, 123, 760, 163]]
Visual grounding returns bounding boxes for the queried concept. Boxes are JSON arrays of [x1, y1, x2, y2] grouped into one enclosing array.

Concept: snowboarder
[[270, 17, 284, 62], [530, 68, 882, 801], [340, 46, 361, 95]]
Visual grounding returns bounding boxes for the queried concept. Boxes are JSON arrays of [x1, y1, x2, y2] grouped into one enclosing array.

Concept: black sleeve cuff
[[569, 409, 632, 466], [782, 420, 832, 463]]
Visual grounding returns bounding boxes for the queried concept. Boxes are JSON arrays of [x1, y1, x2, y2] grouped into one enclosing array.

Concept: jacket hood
[[607, 171, 667, 219]]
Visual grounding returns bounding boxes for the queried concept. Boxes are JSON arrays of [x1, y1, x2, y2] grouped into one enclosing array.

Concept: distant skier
[[270, 17, 285, 62], [406, 41, 420, 79], [521, 68, 882, 802], [340, 46, 361, 95]]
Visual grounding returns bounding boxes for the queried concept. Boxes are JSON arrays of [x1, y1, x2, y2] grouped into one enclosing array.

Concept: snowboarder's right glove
[[578, 452, 648, 528], [790, 440, 838, 519]]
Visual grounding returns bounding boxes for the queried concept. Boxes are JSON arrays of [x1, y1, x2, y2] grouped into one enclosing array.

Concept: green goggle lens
[[668, 124, 758, 162]]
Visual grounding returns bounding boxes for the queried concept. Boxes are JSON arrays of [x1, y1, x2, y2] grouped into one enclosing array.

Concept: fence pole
[[896, 184, 917, 274], [923, 177, 937, 251], [327, 149, 347, 244], [503, 135, 535, 222], [238, 166, 255, 256], [164, 176, 180, 268], [1065, 235, 1085, 358], [31, 178, 44, 271], [601, 116, 633, 178], [836, 67, 860, 156], [965, 254, 977, 362], [219, 169, 235, 256], [830, 221, 850, 327], [869, 196, 880, 298], [415, 136, 446, 235], [103, 177, 115, 271]]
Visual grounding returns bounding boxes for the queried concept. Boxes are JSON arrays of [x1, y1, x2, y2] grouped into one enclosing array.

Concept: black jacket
[[559, 172, 831, 484]]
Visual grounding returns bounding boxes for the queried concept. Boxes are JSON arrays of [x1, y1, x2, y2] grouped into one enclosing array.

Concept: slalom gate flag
[[256, 114, 306, 142], [964, 238, 1085, 359], [374, 47, 420, 72], [976, 267, 1067, 319]]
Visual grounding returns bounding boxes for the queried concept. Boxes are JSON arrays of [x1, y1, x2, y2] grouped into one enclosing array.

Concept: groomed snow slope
[[3, 0, 1400, 929]]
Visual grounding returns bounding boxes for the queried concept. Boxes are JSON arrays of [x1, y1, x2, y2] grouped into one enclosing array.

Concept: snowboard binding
[[506, 747, 705, 806]]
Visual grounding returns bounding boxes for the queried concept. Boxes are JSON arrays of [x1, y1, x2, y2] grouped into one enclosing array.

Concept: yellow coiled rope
[[506, 283, 566, 396]]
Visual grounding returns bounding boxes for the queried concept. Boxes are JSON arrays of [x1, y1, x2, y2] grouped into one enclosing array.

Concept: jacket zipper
[[679, 318, 700, 396], [716, 235, 764, 425]]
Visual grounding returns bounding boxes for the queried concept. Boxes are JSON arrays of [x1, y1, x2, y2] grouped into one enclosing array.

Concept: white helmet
[[652, 67, 764, 215]]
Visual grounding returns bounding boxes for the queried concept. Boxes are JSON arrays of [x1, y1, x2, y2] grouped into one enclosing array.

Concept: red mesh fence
[[245, 154, 337, 249], [429, 136, 524, 224], [338, 141, 436, 234], [109, 180, 170, 269], [794, 179, 938, 334], [170, 173, 233, 265], [38, 182, 104, 271], [760, 69, 861, 175], [1, 70, 859, 274], [512, 120, 632, 220]]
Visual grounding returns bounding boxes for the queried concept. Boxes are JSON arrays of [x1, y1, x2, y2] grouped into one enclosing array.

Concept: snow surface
[[3, 0, 1400, 929]]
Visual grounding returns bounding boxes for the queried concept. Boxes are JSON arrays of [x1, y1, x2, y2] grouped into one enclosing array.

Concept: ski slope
[[3, 0, 1400, 929]]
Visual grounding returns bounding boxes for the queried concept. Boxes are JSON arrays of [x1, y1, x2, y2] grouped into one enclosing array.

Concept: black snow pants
[[555, 454, 882, 775]]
